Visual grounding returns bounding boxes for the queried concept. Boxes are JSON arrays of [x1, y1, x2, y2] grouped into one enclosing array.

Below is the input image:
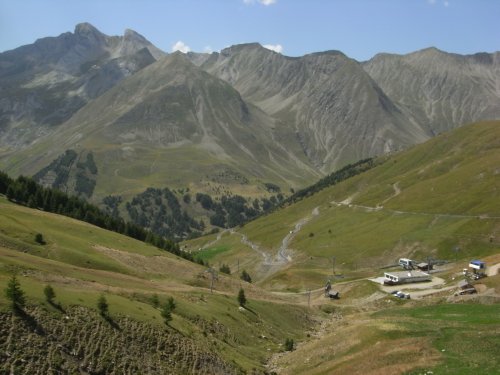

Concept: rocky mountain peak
[[120, 28, 164, 60], [74, 22, 104, 39], [124, 28, 147, 42], [220, 43, 264, 56]]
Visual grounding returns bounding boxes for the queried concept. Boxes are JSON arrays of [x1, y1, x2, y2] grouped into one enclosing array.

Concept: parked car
[[455, 288, 477, 296], [391, 291, 410, 299]]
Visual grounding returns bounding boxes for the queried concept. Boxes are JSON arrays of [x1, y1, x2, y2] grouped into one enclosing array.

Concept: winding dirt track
[[200, 207, 320, 275]]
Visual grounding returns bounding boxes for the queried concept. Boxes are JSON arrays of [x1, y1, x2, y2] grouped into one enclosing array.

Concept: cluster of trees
[[4, 276, 57, 313], [33, 149, 98, 198], [195, 192, 284, 229], [284, 158, 375, 205], [102, 195, 122, 218], [126, 187, 204, 240], [0, 171, 194, 262]]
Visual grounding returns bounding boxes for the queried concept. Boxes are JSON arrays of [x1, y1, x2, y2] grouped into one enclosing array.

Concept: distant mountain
[[201, 44, 429, 172], [1, 24, 499, 206], [0, 23, 164, 148], [364, 47, 500, 135], [4, 52, 320, 200]]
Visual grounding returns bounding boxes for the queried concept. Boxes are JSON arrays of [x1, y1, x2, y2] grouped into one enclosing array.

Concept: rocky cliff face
[[363, 47, 500, 135], [202, 44, 429, 172], [0, 23, 163, 148]]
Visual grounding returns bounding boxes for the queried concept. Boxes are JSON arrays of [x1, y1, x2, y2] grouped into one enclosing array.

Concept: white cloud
[[171, 41, 191, 53], [263, 44, 283, 53], [203, 45, 213, 53], [428, 0, 450, 7], [243, 0, 277, 5]]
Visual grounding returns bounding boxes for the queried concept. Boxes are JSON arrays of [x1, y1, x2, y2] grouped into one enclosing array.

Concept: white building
[[384, 270, 431, 285]]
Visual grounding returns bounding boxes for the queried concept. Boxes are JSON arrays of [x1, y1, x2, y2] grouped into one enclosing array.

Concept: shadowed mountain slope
[[202, 44, 430, 172], [364, 47, 500, 135]]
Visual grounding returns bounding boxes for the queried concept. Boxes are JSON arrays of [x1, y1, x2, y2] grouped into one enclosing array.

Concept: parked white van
[[398, 258, 414, 269]]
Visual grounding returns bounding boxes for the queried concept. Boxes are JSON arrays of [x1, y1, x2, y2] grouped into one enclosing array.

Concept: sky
[[0, 0, 499, 61]]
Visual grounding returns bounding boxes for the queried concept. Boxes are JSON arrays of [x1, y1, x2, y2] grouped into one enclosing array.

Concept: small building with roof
[[383, 270, 431, 285]]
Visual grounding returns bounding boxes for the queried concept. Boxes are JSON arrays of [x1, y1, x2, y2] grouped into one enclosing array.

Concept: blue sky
[[0, 0, 499, 61]]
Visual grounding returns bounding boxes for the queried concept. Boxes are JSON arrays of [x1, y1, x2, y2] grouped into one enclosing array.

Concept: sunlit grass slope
[[0, 196, 313, 372], [187, 121, 500, 289], [274, 303, 500, 374]]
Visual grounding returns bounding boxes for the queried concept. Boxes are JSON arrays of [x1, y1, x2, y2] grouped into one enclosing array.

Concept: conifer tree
[[97, 295, 109, 317], [237, 288, 247, 307], [44, 284, 55, 303], [5, 275, 25, 311]]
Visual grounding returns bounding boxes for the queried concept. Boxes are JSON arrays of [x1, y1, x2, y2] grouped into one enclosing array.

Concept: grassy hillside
[[271, 302, 500, 374], [0, 53, 321, 202], [186, 121, 500, 290], [0, 196, 313, 373]]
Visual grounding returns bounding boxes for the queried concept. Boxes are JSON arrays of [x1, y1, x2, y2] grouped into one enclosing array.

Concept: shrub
[[151, 294, 159, 308], [161, 303, 172, 325], [35, 233, 46, 245], [166, 296, 176, 311]]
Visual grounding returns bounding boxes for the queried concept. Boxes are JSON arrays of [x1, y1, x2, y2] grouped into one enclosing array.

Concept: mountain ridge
[[1, 22, 499, 204]]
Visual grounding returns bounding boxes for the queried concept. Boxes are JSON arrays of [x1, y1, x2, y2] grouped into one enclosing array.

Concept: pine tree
[[284, 338, 294, 351], [44, 284, 56, 303], [237, 288, 247, 307], [97, 295, 109, 316], [5, 275, 25, 310], [240, 269, 252, 283]]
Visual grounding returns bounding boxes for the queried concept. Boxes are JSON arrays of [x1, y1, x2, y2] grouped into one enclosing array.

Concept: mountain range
[[0, 23, 499, 202]]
